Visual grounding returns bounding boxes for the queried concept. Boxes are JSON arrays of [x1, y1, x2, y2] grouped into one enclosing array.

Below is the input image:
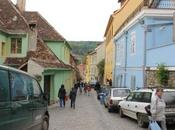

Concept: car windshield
[[113, 89, 130, 97], [163, 91, 175, 107]]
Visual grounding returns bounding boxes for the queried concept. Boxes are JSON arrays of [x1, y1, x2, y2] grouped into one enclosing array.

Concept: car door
[[31, 78, 47, 129], [0, 69, 11, 130], [130, 92, 144, 119], [121, 92, 134, 117], [10, 71, 33, 130]]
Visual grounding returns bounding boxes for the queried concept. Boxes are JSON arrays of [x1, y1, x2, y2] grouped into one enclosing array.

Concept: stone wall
[[146, 70, 175, 87]]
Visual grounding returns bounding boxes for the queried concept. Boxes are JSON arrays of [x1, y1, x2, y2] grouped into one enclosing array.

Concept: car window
[[32, 79, 42, 99], [113, 89, 130, 97], [142, 92, 152, 103], [10, 71, 28, 101], [0, 69, 9, 101], [126, 92, 134, 101], [132, 92, 143, 102], [163, 91, 175, 107]]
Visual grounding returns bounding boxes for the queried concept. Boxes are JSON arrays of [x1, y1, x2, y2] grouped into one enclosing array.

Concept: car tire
[[108, 106, 112, 113], [42, 115, 49, 130], [119, 108, 124, 118], [137, 113, 146, 128]]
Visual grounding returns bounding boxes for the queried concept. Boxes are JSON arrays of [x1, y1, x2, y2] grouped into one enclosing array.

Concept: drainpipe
[[124, 31, 128, 87], [143, 25, 148, 88]]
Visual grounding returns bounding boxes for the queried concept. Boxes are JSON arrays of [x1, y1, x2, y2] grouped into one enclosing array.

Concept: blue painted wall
[[114, 15, 175, 89]]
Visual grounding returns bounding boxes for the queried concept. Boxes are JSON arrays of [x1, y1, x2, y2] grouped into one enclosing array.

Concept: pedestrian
[[69, 86, 77, 109], [95, 81, 101, 94], [58, 84, 66, 108], [150, 87, 167, 130], [87, 84, 91, 96]]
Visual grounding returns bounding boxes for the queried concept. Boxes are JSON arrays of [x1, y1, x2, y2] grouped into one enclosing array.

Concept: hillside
[[68, 41, 101, 63]]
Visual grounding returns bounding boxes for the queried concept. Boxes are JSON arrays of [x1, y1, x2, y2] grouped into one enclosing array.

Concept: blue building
[[113, 0, 175, 89]]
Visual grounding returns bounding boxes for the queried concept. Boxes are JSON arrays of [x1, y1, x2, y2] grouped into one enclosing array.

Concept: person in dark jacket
[[58, 84, 66, 108], [69, 86, 77, 109]]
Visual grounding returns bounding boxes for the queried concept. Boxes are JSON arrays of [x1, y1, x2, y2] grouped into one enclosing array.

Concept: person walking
[[58, 84, 66, 108], [69, 86, 77, 109], [150, 87, 167, 130]]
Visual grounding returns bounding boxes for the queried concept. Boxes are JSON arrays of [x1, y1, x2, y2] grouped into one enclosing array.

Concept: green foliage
[[97, 59, 105, 79], [156, 64, 169, 86]]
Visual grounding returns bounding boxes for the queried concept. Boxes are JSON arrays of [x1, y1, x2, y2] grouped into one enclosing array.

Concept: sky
[[12, 0, 120, 41]]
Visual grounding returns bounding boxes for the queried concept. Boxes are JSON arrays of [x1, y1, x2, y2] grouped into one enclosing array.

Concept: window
[[142, 92, 152, 103], [132, 92, 143, 102], [11, 38, 22, 54], [126, 92, 134, 101], [10, 71, 28, 101], [130, 32, 136, 55], [0, 69, 9, 101], [32, 79, 41, 99], [1, 42, 6, 56]]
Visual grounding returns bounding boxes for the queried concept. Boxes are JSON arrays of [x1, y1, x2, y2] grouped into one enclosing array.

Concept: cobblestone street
[[49, 90, 147, 130]]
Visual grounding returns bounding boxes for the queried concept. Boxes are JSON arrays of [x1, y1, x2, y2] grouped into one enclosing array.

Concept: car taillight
[[110, 99, 113, 105]]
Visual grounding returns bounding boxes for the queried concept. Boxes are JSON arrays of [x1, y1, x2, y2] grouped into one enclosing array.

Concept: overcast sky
[[12, 0, 120, 41]]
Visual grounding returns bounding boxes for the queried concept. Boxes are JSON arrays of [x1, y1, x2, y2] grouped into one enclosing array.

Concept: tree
[[156, 64, 169, 86], [97, 59, 105, 83]]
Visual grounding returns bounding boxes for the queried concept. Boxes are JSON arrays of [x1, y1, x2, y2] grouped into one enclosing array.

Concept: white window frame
[[130, 31, 136, 55]]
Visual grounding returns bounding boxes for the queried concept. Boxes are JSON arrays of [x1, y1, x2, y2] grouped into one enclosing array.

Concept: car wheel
[[119, 108, 124, 118], [42, 115, 49, 130], [137, 113, 146, 128], [108, 106, 112, 113]]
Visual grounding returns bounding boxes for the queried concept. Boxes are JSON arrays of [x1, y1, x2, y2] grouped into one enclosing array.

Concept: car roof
[[111, 87, 130, 90], [0, 65, 35, 79], [133, 88, 175, 93]]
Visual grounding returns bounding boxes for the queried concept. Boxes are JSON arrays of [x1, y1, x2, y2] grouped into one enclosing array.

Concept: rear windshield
[[163, 91, 175, 107], [113, 89, 130, 97]]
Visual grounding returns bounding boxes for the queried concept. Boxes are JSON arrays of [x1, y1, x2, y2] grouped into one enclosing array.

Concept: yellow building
[[104, 0, 147, 85], [104, 14, 115, 85], [85, 55, 90, 83]]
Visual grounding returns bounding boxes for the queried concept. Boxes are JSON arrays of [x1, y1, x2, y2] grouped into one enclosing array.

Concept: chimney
[[28, 21, 37, 51], [17, 0, 26, 12]]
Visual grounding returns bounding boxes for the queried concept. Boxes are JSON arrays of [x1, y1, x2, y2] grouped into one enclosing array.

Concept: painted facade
[[114, 0, 175, 89], [89, 51, 97, 84], [85, 55, 90, 83], [0, 0, 77, 104], [96, 42, 105, 82], [104, 15, 115, 85]]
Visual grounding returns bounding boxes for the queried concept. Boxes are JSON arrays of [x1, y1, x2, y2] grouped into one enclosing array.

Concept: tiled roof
[[0, 0, 28, 32], [24, 12, 65, 41], [4, 38, 69, 69]]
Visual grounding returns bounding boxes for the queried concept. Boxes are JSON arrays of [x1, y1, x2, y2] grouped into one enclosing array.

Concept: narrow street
[[49, 90, 146, 130]]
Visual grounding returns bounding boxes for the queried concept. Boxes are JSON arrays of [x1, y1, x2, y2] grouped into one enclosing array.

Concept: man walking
[[58, 84, 66, 108], [69, 86, 77, 109]]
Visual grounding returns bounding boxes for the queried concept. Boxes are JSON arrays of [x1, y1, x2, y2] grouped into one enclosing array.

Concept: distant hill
[[68, 41, 102, 63]]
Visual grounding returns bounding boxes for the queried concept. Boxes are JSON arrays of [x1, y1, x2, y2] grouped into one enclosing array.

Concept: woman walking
[[150, 87, 167, 130]]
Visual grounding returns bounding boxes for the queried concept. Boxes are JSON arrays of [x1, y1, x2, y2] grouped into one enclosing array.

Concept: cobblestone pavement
[[49, 90, 175, 130]]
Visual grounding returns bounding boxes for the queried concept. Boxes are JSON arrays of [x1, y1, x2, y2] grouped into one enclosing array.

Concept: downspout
[[124, 31, 128, 87], [143, 25, 147, 88]]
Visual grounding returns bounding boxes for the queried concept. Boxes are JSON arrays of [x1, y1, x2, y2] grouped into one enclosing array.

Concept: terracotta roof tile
[[0, 0, 28, 32], [24, 12, 65, 41]]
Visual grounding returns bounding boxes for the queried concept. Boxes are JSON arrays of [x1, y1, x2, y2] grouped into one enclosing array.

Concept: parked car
[[0, 65, 49, 130], [119, 88, 175, 128], [104, 87, 130, 112]]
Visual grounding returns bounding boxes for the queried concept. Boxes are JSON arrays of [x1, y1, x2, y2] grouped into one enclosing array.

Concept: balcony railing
[[158, 0, 175, 9]]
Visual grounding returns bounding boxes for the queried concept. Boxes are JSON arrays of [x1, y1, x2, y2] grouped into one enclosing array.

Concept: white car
[[119, 88, 175, 127], [105, 87, 130, 112]]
